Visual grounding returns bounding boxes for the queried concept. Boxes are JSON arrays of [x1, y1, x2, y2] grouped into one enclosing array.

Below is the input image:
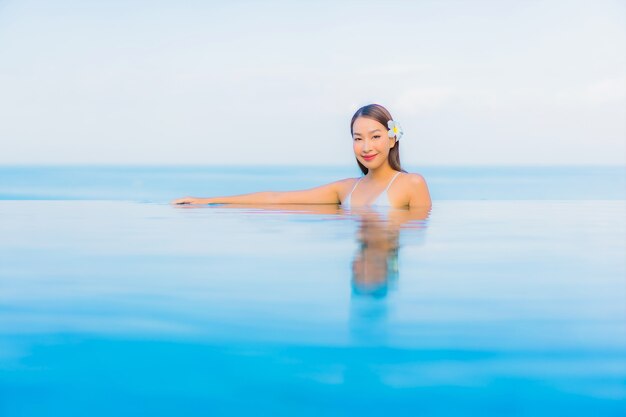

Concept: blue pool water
[[1, 166, 625, 416]]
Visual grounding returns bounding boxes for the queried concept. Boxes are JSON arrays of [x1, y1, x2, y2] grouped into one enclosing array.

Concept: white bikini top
[[342, 172, 401, 208]]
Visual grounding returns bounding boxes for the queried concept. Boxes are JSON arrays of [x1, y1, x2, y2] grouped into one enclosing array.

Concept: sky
[[0, 0, 624, 166]]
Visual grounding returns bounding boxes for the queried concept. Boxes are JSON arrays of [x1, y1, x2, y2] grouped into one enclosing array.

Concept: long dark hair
[[350, 104, 405, 175]]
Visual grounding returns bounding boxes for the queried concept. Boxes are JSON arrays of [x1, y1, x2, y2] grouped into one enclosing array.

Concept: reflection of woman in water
[[172, 104, 431, 209], [349, 209, 429, 349], [351, 208, 429, 297]]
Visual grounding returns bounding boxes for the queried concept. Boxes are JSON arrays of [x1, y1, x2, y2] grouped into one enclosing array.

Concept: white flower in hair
[[387, 120, 403, 141]]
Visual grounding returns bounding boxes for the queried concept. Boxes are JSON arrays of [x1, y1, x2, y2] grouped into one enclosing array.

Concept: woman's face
[[352, 117, 396, 170]]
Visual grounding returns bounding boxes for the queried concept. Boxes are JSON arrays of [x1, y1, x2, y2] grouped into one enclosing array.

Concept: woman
[[172, 104, 431, 208]]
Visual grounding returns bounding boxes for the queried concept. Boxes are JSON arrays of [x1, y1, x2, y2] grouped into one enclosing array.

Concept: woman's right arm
[[171, 179, 351, 205]]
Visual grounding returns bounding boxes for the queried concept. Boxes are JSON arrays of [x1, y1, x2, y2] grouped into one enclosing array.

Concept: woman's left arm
[[407, 174, 432, 208]]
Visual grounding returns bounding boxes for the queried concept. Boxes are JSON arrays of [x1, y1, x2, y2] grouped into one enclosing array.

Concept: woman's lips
[[362, 154, 377, 161]]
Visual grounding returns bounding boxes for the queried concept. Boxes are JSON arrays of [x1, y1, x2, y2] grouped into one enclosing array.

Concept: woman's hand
[[171, 197, 206, 205]]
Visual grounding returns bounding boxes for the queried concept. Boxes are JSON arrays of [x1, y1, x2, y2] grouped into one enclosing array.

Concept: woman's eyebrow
[[353, 129, 382, 136]]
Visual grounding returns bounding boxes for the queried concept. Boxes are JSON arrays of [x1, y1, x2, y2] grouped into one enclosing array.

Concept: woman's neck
[[366, 163, 397, 182]]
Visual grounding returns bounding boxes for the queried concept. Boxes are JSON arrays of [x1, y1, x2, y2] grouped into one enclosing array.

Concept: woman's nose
[[362, 138, 372, 151]]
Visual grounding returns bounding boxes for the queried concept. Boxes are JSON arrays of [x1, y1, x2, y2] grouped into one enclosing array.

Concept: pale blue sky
[[0, 0, 624, 166]]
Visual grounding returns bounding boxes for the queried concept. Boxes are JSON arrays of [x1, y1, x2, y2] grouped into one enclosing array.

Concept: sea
[[0, 165, 624, 416]]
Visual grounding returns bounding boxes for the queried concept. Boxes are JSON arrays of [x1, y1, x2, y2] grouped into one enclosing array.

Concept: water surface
[[0, 166, 624, 416]]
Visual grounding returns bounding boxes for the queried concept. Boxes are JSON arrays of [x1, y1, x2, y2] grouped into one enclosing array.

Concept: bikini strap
[[347, 177, 363, 198], [383, 172, 402, 192]]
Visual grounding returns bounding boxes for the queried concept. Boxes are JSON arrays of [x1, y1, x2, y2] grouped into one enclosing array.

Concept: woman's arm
[[407, 174, 432, 208], [171, 179, 348, 205]]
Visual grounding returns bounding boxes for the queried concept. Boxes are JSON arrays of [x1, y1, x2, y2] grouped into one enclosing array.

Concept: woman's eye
[[373, 135, 380, 139]]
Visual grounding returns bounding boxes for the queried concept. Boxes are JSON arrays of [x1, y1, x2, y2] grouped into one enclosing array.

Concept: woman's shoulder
[[339, 176, 362, 182], [333, 177, 361, 196], [335, 176, 361, 186], [397, 171, 427, 186], [397, 172, 431, 206]]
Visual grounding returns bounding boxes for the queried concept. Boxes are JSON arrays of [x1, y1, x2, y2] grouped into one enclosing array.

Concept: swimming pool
[[0, 166, 624, 416]]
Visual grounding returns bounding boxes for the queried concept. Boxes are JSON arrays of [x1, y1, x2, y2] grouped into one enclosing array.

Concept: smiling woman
[[172, 104, 431, 209]]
